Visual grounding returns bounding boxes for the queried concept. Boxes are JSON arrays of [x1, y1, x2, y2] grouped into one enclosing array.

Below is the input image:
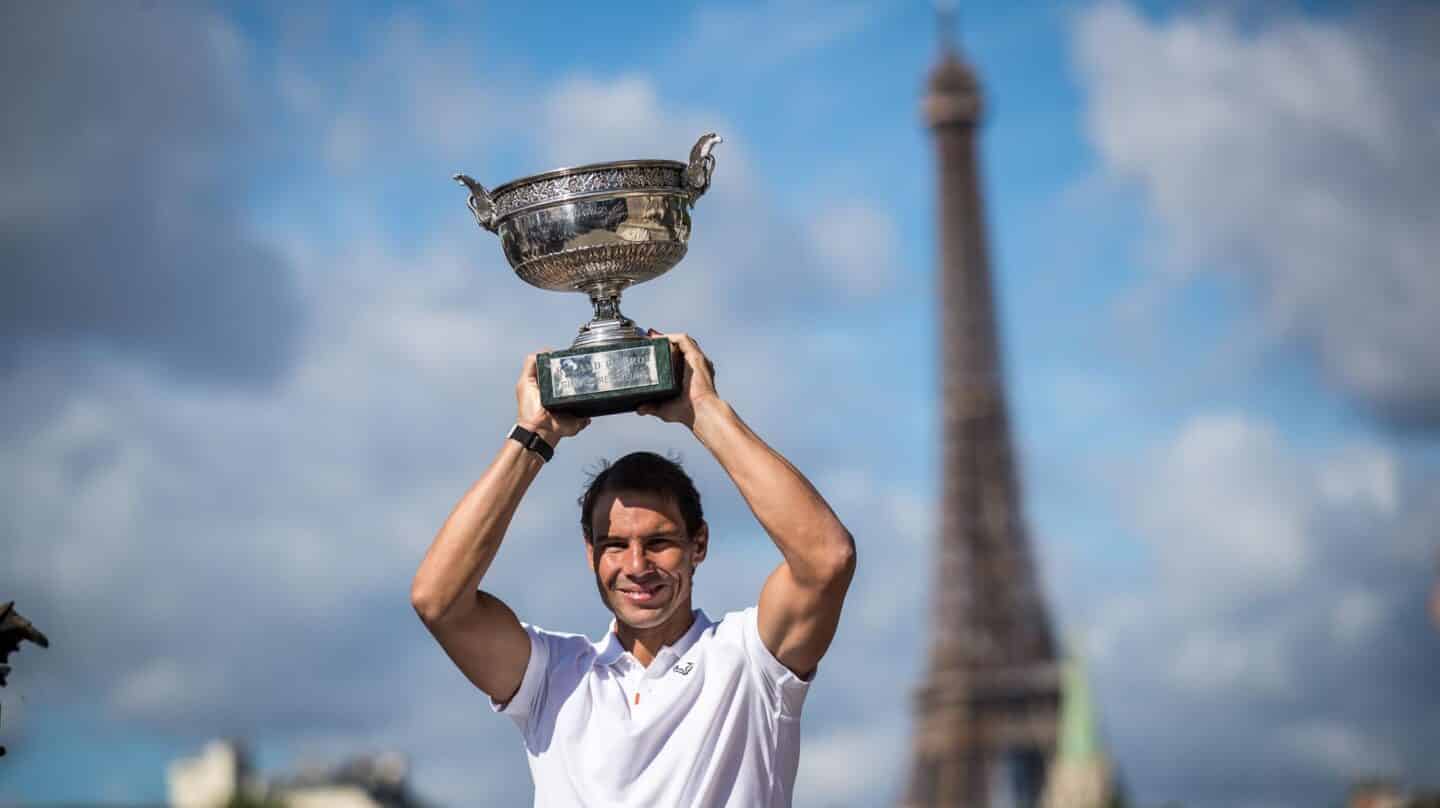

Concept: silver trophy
[[455, 133, 721, 416]]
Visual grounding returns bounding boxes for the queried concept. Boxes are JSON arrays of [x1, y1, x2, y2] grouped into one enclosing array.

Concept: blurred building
[[900, 14, 1061, 808], [168, 741, 256, 808], [1348, 780, 1440, 808], [166, 739, 422, 808], [1350, 781, 1406, 808], [1040, 656, 1121, 808]]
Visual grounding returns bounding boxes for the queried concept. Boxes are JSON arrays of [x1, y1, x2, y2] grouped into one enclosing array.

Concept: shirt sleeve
[[739, 606, 812, 719], [491, 623, 550, 727]]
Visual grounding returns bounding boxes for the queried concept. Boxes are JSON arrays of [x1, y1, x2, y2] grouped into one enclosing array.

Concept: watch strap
[[507, 424, 554, 462]]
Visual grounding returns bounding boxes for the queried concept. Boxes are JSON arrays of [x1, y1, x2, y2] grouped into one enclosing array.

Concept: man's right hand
[[516, 351, 591, 445]]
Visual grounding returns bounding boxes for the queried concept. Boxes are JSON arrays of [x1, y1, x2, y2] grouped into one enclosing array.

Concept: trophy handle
[[683, 133, 722, 202], [453, 173, 499, 233]]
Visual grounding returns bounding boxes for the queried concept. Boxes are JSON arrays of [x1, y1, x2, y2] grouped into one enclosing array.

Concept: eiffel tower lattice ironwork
[[900, 23, 1061, 808]]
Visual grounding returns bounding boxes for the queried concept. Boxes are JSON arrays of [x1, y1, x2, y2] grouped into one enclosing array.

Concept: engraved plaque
[[548, 346, 659, 398]]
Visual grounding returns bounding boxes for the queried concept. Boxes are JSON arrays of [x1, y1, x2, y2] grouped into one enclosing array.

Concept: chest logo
[[673, 662, 695, 676]]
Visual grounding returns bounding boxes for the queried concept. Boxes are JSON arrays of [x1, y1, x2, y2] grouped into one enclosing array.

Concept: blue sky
[[2, 1, 1437, 806]]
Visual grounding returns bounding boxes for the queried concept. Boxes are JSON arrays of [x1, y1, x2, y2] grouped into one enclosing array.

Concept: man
[[411, 331, 856, 807]]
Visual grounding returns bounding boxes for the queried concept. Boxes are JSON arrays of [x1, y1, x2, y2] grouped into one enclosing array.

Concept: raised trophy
[[455, 133, 722, 417]]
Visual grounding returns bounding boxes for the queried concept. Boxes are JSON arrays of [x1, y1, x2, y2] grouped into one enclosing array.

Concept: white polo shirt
[[492, 607, 811, 807]]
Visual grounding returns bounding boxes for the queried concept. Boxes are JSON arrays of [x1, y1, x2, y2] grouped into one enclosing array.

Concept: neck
[[615, 607, 696, 667]]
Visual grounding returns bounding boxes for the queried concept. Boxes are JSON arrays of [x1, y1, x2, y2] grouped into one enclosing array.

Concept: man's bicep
[[756, 561, 851, 678], [423, 590, 532, 704]]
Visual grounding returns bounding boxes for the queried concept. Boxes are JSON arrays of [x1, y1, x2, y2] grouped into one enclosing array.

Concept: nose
[[622, 541, 651, 577]]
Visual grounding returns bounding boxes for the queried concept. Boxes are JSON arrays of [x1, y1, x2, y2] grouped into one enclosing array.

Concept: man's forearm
[[692, 398, 854, 583], [410, 439, 546, 624]]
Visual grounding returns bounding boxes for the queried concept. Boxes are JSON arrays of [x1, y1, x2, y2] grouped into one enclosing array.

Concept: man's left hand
[[636, 329, 720, 430]]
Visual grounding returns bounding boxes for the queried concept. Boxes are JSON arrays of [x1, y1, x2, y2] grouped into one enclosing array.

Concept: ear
[[584, 537, 597, 572], [691, 521, 709, 566]]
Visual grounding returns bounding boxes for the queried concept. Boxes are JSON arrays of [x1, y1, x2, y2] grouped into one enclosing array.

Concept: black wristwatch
[[507, 424, 555, 462]]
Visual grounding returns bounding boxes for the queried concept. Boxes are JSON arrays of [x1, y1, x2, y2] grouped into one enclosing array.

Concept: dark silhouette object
[[0, 600, 50, 757]]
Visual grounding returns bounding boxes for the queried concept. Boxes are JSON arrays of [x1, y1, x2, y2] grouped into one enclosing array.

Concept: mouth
[[616, 582, 668, 606]]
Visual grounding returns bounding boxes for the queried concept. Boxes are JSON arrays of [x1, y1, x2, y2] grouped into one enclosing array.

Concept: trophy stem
[[573, 289, 646, 348]]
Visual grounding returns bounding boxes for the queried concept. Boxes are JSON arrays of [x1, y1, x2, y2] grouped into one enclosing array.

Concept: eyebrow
[[595, 532, 686, 543]]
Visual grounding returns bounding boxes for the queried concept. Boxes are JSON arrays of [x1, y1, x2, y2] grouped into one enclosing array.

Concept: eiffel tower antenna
[[935, 0, 959, 54]]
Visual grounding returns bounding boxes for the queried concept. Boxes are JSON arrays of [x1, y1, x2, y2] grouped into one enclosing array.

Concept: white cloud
[[1331, 589, 1384, 646], [805, 202, 899, 297], [1285, 720, 1402, 776], [1134, 414, 1311, 606], [112, 657, 220, 719], [1084, 593, 1145, 665], [0, 3, 303, 386], [1318, 445, 1398, 515], [537, 74, 748, 186], [1128, 410, 1414, 648], [1170, 626, 1292, 695], [280, 11, 514, 173], [687, 0, 879, 74], [1080, 407, 1440, 804], [529, 70, 894, 323], [1075, 2, 1440, 425], [794, 722, 905, 807]]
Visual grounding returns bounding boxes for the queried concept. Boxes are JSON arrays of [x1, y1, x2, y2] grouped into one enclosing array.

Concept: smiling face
[[585, 489, 707, 633]]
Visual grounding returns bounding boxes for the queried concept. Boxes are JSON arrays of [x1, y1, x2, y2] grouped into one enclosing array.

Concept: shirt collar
[[593, 609, 712, 669]]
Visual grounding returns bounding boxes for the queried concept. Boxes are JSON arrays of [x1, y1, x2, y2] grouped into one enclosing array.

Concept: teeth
[[620, 586, 663, 601]]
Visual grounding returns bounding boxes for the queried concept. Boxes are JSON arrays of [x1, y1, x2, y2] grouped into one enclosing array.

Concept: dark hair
[[579, 451, 704, 542]]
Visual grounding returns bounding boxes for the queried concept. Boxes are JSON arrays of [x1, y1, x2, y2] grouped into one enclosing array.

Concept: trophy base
[[537, 336, 681, 417]]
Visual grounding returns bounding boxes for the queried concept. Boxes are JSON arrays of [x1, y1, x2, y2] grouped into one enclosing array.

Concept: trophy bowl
[[455, 133, 720, 349], [455, 133, 721, 416]]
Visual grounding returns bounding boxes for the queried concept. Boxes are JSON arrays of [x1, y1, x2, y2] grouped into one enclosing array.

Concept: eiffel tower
[[901, 15, 1061, 808]]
